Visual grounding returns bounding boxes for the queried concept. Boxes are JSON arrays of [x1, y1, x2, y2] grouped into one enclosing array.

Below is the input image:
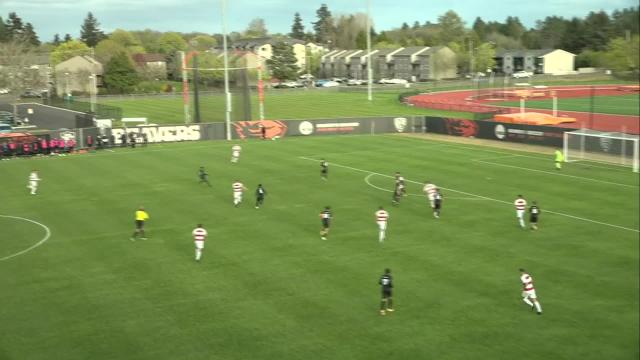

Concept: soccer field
[[99, 89, 474, 124], [494, 94, 640, 116], [1, 135, 638, 360]]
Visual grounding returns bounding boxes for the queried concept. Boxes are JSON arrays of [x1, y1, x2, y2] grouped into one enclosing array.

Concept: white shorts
[[234, 192, 242, 202], [195, 240, 204, 250], [377, 221, 387, 231], [522, 289, 537, 299], [428, 196, 435, 208], [29, 181, 38, 187], [232, 151, 240, 158], [516, 210, 525, 219]]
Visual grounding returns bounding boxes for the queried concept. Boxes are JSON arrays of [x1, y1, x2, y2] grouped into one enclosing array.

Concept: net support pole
[[563, 131, 569, 162], [633, 138, 639, 173], [180, 51, 191, 124], [257, 56, 265, 121], [551, 90, 557, 117], [221, 0, 232, 140], [520, 97, 525, 119], [366, 0, 372, 102]]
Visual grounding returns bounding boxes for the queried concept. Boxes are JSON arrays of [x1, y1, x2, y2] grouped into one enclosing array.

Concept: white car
[[346, 79, 365, 86], [379, 78, 408, 85], [321, 81, 340, 87], [0, 88, 9, 94], [512, 71, 533, 78]]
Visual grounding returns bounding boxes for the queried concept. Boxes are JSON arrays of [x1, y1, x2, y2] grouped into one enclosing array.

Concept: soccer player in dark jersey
[[529, 201, 541, 230], [379, 268, 394, 315], [394, 172, 406, 196], [320, 159, 328, 180], [198, 166, 211, 186], [433, 188, 443, 218], [392, 184, 403, 206], [255, 184, 267, 208], [320, 206, 331, 240]]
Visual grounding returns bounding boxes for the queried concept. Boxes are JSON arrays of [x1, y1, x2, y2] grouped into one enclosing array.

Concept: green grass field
[[494, 94, 640, 116], [99, 89, 474, 124], [1, 135, 638, 360]]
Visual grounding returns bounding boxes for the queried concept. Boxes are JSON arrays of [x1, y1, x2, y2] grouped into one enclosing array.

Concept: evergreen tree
[[412, 21, 421, 30], [52, 33, 61, 46], [355, 30, 367, 49], [401, 22, 410, 31], [23, 23, 39, 46], [313, 4, 334, 44], [0, 16, 7, 42], [5, 12, 24, 40], [266, 41, 299, 81], [64, 34, 73, 42], [582, 11, 613, 51], [104, 51, 140, 93], [472, 17, 487, 41], [290, 12, 305, 40], [80, 12, 105, 47]]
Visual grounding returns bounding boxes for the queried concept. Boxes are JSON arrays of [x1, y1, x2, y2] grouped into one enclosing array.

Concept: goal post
[[563, 129, 639, 172]]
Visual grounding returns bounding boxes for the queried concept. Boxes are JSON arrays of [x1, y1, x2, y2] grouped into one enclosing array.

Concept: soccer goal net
[[564, 129, 639, 172]]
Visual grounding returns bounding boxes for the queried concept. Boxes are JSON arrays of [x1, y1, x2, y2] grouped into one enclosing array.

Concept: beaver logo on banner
[[394, 117, 408, 132], [233, 120, 288, 140]]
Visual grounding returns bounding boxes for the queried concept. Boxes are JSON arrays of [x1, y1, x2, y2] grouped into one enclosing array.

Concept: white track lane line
[[298, 156, 639, 233]]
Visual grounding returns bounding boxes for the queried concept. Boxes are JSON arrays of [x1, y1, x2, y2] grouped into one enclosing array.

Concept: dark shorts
[[530, 215, 538, 223], [382, 288, 392, 298], [135, 220, 145, 229], [321, 169, 328, 175], [322, 219, 330, 228], [434, 201, 442, 210]]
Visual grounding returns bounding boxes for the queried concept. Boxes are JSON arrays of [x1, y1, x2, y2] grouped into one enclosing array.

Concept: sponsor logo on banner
[[111, 125, 201, 144], [444, 119, 478, 137], [315, 122, 359, 133], [394, 117, 408, 132], [299, 121, 314, 135], [599, 137, 612, 152], [233, 120, 287, 139], [494, 124, 506, 140]]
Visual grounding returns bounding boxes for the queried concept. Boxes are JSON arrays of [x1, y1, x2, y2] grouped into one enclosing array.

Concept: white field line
[[0, 215, 51, 261], [299, 156, 639, 233], [473, 159, 638, 189], [470, 154, 523, 162], [570, 159, 637, 172], [364, 173, 484, 200]]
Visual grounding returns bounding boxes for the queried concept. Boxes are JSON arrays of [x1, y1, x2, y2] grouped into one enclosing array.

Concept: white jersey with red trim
[[520, 273, 535, 291], [192, 227, 208, 241], [423, 183, 436, 199], [233, 182, 245, 193], [232, 145, 241, 153], [515, 198, 527, 211], [375, 210, 389, 223]]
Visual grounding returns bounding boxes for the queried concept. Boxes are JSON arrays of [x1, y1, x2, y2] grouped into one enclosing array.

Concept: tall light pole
[[366, 0, 373, 101], [221, 0, 232, 140], [89, 74, 97, 113]]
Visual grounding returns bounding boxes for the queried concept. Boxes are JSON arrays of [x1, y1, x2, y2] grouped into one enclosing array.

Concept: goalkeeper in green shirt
[[555, 149, 564, 170]]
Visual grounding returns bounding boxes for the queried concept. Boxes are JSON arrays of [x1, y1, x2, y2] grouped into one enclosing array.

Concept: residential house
[[391, 47, 431, 80], [414, 46, 457, 80], [320, 50, 346, 78], [373, 48, 404, 80], [132, 53, 167, 79], [495, 49, 575, 75], [348, 50, 379, 80], [231, 37, 307, 72], [54, 56, 103, 96], [333, 50, 362, 78]]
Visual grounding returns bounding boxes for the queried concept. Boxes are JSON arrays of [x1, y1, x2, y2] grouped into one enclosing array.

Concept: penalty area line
[[298, 156, 639, 233], [0, 215, 51, 261], [364, 173, 484, 200]]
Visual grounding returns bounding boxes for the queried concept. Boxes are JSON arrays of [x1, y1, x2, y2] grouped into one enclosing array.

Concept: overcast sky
[[1, 0, 637, 42]]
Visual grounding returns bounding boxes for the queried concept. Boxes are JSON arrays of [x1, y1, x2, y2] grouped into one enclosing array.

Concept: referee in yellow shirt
[[131, 206, 149, 241]]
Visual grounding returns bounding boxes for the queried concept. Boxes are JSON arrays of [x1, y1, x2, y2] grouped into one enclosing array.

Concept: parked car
[[0, 88, 9, 94], [512, 71, 533, 78], [320, 81, 340, 87], [20, 90, 42, 98], [330, 77, 347, 83], [0, 123, 12, 133], [379, 78, 408, 85], [273, 81, 304, 89], [346, 79, 365, 86], [299, 74, 315, 80]]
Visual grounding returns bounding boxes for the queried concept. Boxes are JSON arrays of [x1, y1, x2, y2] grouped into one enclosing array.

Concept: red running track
[[408, 85, 639, 134]]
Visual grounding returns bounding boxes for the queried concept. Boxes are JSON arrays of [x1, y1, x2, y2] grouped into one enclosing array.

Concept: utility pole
[[366, 0, 373, 101], [221, 0, 232, 140]]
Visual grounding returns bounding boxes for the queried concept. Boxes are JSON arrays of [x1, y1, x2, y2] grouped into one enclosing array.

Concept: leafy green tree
[[63, 34, 72, 42], [575, 49, 606, 68], [104, 51, 140, 93], [472, 17, 487, 41], [244, 18, 268, 38], [131, 29, 163, 53], [52, 33, 61, 46], [290, 12, 305, 40], [582, 11, 613, 51], [189, 35, 217, 51], [0, 16, 7, 42], [474, 42, 496, 73], [109, 29, 140, 48], [437, 10, 466, 44], [401, 22, 410, 31], [50, 40, 91, 65], [560, 18, 586, 53], [267, 41, 299, 81], [502, 16, 525, 40], [157, 32, 187, 54], [94, 39, 127, 64], [80, 12, 105, 47], [611, 7, 639, 37], [355, 30, 367, 49], [604, 35, 639, 72], [536, 16, 567, 49], [313, 4, 334, 44]]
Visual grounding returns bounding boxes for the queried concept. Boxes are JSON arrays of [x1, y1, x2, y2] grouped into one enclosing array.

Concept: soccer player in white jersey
[[231, 144, 242, 163], [232, 180, 248, 207], [192, 224, 208, 262], [375, 206, 389, 243], [423, 181, 437, 209], [514, 195, 527, 229], [519, 268, 542, 315], [27, 170, 41, 195]]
